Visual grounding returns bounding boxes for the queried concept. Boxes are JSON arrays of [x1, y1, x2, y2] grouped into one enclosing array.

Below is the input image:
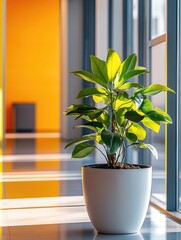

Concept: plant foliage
[[65, 49, 174, 168]]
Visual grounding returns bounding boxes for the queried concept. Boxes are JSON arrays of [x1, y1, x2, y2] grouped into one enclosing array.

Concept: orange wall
[[6, 0, 60, 132], [0, 0, 3, 140], [0, 0, 3, 202]]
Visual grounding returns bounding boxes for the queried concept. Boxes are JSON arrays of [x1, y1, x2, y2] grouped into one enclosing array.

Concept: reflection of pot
[[94, 232, 144, 240], [82, 164, 152, 234]]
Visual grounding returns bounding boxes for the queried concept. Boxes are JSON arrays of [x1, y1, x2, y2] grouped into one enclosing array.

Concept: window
[[111, 0, 180, 213], [151, 0, 166, 38], [150, 40, 167, 203]]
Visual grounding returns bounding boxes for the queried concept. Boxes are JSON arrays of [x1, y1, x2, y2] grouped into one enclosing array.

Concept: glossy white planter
[[82, 164, 152, 234]]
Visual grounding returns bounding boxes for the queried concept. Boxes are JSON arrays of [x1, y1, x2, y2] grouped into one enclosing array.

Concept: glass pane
[[112, 0, 123, 57], [133, 0, 138, 54], [151, 42, 166, 203], [151, 0, 166, 39], [125, 0, 139, 164]]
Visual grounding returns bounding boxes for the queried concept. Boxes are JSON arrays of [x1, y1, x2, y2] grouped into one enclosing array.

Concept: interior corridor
[[0, 135, 181, 240]]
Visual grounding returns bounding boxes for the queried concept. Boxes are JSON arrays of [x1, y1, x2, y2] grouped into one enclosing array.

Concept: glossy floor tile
[[1, 135, 181, 240], [1, 203, 181, 240]]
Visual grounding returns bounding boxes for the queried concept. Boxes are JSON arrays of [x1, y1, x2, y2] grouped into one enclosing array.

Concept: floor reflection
[[1, 200, 181, 240], [7, 223, 95, 240], [94, 232, 143, 240], [3, 136, 89, 199]]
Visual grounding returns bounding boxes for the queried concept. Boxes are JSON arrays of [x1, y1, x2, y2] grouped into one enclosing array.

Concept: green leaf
[[92, 95, 105, 103], [126, 132, 138, 143], [75, 122, 103, 130], [74, 125, 96, 132], [142, 84, 175, 96], [101, 129, 113, 150], [147, 109, 172, 123], [133, 93, 144, 109], [101, 129, 122, 153], [72, 143, 95, 158], [96, 134, 104, 144], [128, 123, 146, 140], [141, 116, 160, 133], [115, 99, 133, 110], [90, 56, 108, 82], [88, 110, 104, 120], [120, 54, 137, 78], [135, 66, 147, 70], [66, 104, 96, 112], [110, 133, 122, 153], [140, 143, 158, 160], [121, 69, 148, 83], [71, 70, 107, 88], [74, 122, 103, 132], [115, 108, 128, 127], [120, 82, 143, 90], [117, 91, 129, 100], [74, 114, 93, 121], [155, 108, 173, 124], [86, 122, 104, 129], [106, 49, 121, 81], [65, 134, 96, 148], [76, 87, 107, 99], [97, 112, 110, 128], [125, 110, 144, 122], [65, 104, 97, 116], [140, 98, 153, 113]]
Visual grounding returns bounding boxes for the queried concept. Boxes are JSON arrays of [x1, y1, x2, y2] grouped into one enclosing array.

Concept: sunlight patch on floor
[[0, 196, 84, 209], [1, 206, 90, 227]]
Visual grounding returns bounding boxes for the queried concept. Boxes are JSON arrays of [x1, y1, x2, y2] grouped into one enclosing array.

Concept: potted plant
[[65, 49, 173, 234]]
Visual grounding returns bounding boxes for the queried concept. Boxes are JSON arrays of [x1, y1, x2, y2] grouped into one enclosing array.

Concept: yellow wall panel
[[6, 0, 60, 132], [0, 0, 3, 141], [0, 0, 3, 204]]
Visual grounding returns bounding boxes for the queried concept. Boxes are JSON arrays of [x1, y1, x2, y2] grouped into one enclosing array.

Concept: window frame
[[167, 0, 178, 211], [177, 0, 181, 212]]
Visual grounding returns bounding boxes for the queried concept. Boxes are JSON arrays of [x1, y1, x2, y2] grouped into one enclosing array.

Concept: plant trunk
[[108, 153, 117, 167], [108, 89, 117, 167]]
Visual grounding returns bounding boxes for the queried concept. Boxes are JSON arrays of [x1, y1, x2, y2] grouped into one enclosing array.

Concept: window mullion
[[167, 0, 178, 211]]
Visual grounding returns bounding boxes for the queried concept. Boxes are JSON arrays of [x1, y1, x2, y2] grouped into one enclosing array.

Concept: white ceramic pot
[[82, 164, 152, 234]]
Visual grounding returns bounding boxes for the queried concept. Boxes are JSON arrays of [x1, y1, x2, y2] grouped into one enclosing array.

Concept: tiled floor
[[0, 135, 181, 239]]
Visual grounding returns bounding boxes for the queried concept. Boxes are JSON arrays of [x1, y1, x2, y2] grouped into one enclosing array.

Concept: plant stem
[[116, 141, 123, 163], [121, 141, 127, 164], [108, 153, 117, 167], [108, 84, 117, 167], [95, 146, 109, 163], [110, 92, 115, 133]]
